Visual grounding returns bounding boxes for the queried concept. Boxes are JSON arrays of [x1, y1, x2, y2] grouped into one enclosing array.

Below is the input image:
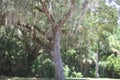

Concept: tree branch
[[34, 6, 45, 13], [16, 21, 51, 53], [35, 37, 52, 52], [39, 0, 55, 26], [58, 0, 75, 28]]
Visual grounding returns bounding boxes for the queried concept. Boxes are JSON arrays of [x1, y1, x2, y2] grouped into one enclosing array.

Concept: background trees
[[0, 0, 120, 79]]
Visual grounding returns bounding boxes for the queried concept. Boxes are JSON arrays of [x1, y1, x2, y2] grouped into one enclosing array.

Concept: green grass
[[0, 76, 120, 80]]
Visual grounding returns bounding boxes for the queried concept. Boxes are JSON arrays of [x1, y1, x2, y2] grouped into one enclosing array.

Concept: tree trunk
[[51, 26, 65, 80], [96, 43, 99, 78]]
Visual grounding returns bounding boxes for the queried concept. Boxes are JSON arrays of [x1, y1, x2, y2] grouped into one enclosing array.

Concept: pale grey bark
[[51, 27, 65, 80], [96, 43, 99, 78]]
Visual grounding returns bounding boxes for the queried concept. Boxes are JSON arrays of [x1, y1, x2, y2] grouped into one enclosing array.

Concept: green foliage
[[0, 0, 120, 79], [64, 65, 83, 78], [64, 65, 70, 77], [32, 55, 54, 78], [62, 48, 84, 78], [0, 25, 54, 77], [106, 54, 120, 78], [72, 71, 83, 78], [98, 61, 107, 77]]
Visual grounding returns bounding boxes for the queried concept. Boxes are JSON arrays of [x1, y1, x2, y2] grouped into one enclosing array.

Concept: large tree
[[38, 0, 75, 79], [0, 0, 96, 79]]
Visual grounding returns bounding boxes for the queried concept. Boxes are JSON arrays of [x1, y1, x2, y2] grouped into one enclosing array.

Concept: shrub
[[106, 54, 120, 78]]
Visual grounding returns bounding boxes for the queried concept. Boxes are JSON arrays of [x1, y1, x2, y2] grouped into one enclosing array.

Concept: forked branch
[[39, 0, 75, 29], [39, 0, 55, 26], [58, 0, 75, 28]]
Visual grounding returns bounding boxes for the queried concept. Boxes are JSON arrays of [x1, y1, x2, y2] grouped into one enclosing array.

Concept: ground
[[0, 76, 120, 80]]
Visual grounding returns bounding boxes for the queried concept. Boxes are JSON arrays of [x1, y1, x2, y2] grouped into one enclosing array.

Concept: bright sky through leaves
[[106, 0, 120, 24]]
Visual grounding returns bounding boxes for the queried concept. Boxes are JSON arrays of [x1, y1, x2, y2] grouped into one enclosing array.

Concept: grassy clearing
[[0, 77, 120, 80], [65, 78, 120, 80]]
